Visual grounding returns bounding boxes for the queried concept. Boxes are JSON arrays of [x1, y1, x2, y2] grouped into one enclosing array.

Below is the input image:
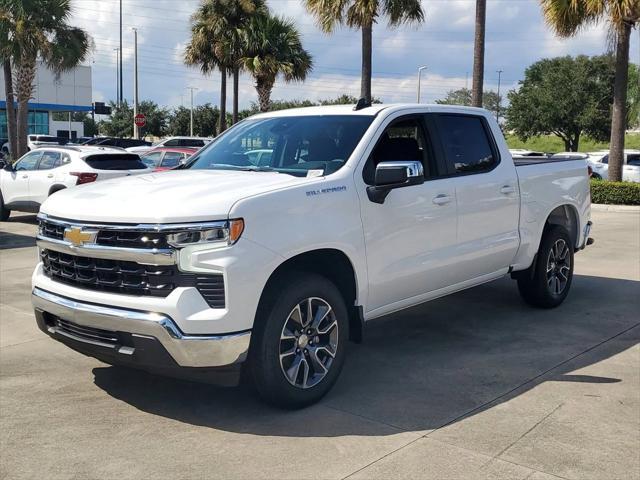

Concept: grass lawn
[[505, 133, 640, 153]]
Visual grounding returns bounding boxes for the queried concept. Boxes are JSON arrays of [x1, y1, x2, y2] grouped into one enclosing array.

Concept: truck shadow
[[92, 274, 640, 437], [0, 214, 38, 249]]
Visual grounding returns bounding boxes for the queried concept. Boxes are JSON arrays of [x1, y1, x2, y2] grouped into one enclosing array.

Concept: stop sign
[[134, 113, 146, 128]]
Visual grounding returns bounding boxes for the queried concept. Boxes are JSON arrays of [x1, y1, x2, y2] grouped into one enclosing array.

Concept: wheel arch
[[48, 184, 67, 196], [256, 248, 363, 343], [544, 203, 580, 249]]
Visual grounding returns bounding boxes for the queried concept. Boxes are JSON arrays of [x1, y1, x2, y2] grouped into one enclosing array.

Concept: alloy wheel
[[546, 238, 571, 295], [279, 297, 339, 389]]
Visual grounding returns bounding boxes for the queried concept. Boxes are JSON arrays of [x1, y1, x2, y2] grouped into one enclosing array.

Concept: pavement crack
[[484, 402, 564, 465]]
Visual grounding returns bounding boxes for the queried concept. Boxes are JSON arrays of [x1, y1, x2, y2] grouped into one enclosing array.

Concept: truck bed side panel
[[511, 160, 591, 271]]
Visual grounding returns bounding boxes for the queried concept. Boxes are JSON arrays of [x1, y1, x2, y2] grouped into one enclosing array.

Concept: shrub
[[590, 179, 640, 205]]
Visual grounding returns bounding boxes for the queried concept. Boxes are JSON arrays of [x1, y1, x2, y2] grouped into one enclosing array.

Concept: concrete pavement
[[0, 210, 638, 479]]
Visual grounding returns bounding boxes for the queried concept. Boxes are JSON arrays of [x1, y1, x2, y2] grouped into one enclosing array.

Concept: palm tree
[[540, 0, 640, 182], [471, 0, 486, 107], [305, 0, 423, 104], [185, 0, 265, 132], [0, 0, 91, 157], [241, 14, 312, 112]]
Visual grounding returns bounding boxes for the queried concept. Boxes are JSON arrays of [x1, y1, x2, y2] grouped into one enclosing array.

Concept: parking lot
[[0, 209, 638, 480]]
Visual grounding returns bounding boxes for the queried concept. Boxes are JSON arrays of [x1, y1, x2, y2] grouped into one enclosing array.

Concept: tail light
[[70, 172, 98, 185], [587, 165, 593, 177]]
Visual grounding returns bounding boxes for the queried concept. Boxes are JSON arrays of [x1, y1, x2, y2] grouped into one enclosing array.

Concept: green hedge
[[590, 179, 640, 205]]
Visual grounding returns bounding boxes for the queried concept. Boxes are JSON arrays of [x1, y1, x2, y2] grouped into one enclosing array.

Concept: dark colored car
[[141, 147, 199, 171], [82, 137, 151, 149]]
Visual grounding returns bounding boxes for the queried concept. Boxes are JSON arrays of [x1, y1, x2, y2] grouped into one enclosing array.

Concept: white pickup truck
[[31, 104, 592, 408]]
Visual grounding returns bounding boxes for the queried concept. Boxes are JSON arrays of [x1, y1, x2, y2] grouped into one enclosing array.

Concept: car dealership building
[[0, 62, 92, 141]]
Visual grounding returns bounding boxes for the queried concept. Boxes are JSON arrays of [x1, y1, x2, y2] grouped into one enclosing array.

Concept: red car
[[140, 147, 199, 171]]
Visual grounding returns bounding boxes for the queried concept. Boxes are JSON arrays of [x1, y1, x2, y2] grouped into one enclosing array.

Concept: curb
[[591, 204, 640, 213]]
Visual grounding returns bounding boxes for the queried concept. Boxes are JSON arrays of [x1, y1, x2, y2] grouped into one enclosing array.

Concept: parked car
[[2, 135, 68, 154], [31, 104, 592, 408], [587, 149, 640, 182], [0, 146, 150, 220], [126, 136, 214, 155], [141, 147, 199, 171], [82, 137, 152, 149]]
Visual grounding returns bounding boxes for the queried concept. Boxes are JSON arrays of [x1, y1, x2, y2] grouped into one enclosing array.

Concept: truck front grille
[[53, 317, 119, 346], [40, 249, 225, 307]]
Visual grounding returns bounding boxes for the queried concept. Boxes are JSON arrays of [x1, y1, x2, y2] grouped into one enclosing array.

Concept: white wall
[[0, 61, 92, 108], [49, 120, 84, 138]]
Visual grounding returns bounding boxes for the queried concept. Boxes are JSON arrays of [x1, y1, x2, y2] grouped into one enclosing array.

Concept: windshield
[[186, 115, 374, 176]]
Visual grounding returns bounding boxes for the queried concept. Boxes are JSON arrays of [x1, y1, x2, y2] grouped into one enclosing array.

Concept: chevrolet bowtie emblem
[[63, 227, 97, 246]]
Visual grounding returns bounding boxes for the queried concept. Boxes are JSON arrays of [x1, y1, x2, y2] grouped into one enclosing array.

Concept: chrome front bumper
[[32, 288, 250, 368]]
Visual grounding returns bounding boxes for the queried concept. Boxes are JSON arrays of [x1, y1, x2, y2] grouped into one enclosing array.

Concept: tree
[[1, 60, 17, 159], [168, 104, 220, 137], [471, 0, 487, 107], [506, 55, 615, 152], [540, 0, 640, 180], [241, 14, 312, 112], [305, 0, 423, 104], [435, 88, 501, 112], [99, 101, 168, 138], [0, 0, 91, 157]]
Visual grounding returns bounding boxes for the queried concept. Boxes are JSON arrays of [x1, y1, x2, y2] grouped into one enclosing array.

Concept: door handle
[[432, 194, 452, 206], [47, 173, 54, 178], [500, 185, 516, 195], [21, 174, 28, 179]]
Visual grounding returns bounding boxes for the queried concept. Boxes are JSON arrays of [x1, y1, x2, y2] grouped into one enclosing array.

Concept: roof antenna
[[353, 97, 371, 111]]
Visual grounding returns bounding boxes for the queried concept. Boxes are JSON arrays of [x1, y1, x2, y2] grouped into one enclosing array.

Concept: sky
[[69, 0, 634, 111]]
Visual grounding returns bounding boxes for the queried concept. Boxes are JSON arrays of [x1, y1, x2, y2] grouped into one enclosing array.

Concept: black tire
[[249, 272, 349, 409], [591, 173, 602, 180], [517, 225, 574, 308], [0, 191, 10, 221]]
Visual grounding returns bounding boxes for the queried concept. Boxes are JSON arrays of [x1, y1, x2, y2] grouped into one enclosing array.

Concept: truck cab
[[31, 104, 592, 408]]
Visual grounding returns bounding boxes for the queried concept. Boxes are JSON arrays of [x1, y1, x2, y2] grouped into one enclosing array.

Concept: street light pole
[[417, 66, 427, 103], [496, 69, 503, 122], [186, 87, 198, 136], [119, 0, 123, 105], [132, 28, 139, 139], [114, 48, 119, 106]]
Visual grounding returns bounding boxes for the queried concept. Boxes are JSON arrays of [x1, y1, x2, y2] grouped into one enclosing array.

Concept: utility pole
[[114, 48, 120, 106], [496, 69, 503, 123], [132, 28, 139, 139], [119, 0, 123, 105], [417, 66, 427, 103], [68, 111, 72, 141], [186, 87, 198, 136]]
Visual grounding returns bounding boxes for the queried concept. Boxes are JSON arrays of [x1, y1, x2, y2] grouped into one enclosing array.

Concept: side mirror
[[367, 160, 424, 204]]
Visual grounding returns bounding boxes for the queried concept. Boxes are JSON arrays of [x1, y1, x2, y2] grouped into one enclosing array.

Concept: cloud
[[69, 0, 632, 111]]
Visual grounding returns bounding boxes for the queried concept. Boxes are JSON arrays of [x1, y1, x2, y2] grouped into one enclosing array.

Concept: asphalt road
[[1, 210, 638, 480]]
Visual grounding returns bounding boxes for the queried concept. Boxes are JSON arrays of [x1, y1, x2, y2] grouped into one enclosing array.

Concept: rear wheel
[[0, 191, 10, 221], [249, 272, 348, 408], [517, 225, 574, 308]]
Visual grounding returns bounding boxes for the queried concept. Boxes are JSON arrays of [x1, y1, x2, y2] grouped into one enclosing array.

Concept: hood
[[41, 169, 305, 223]]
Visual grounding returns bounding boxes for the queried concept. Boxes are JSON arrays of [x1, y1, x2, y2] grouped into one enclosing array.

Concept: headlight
[[166, 219, 244, 248]]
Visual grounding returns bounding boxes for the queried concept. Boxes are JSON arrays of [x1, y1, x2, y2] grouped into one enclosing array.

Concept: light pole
[[417, 66, 427, 103], [132, 28, 139, 139], [114, 48, 120, 106], [119, 0, 123, 105], [496, 69, 503, 122], [186, 87, 198, 136]]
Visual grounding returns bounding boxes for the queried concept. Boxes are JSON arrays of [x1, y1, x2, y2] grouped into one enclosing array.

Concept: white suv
[[587, 149, 640, 182], [126, 136, 214, 155], [1, 134, 68, 155], [0, 146, 150, 220]]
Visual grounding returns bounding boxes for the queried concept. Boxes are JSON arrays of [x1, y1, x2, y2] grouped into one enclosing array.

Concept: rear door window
[[38, 151, 62, 170], [142, 152, 162, 168], [164, 139, 181, 147], [180, 139, 205, 147], [436, 114, 498, 174], [83, 154, 148, 170], [626, 154, 640, 166]]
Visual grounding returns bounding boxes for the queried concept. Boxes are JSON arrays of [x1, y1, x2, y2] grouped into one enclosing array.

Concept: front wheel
[[517, 225, 574, 308], [249, 272, 348, 408]]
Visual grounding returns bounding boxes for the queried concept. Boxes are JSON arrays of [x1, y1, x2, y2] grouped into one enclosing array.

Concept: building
[[0, 61, 92, 141]]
